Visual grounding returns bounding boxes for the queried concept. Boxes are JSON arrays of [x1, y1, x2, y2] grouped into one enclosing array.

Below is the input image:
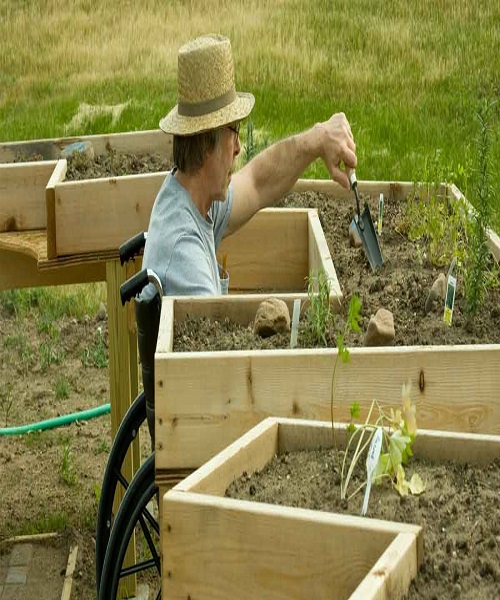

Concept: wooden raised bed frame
[[154, 179, 500, 476], [163, 417, 500, 600]]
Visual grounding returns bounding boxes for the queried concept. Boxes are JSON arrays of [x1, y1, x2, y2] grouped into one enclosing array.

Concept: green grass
[[0, 283, 106, 320], [0, 0, 498, 227]]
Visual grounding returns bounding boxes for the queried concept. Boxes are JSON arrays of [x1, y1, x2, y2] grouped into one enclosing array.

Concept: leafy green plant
[[305, 270, 334, 346], [464, 98, 497, 320], [81, 326, 108, 368], [340, 383, 425, 503], [398, 166, 469, 268]]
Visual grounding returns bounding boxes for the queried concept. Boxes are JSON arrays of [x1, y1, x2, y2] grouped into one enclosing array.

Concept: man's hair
[[173, 129, 222, 173]]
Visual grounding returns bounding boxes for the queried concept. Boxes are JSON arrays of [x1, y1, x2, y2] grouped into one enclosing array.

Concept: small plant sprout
[[305, 270, 334, 346], [330, 295, 362, 466], [339, 381, 425, 510]]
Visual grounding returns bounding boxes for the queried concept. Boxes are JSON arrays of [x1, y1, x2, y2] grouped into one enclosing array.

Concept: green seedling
[[306, 270, 334, 346], [330, 295, 362, 468], [60, 438, 78, 486], [340, 382, 425, 507]]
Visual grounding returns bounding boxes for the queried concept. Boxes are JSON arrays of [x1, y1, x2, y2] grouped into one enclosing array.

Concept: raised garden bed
[[162, 416, 499, 599], [154, 180, 500, 477], [0, 130, 173, 260]]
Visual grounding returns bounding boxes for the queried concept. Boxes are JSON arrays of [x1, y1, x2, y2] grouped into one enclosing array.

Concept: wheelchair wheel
[[95, 390, 148, 592], [98, 453, 160, 600]]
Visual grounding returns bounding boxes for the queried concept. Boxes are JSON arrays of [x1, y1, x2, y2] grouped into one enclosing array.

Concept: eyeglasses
[[226, 122, 241, 137]]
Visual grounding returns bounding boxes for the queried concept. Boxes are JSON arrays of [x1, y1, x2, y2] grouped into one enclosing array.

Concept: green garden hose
[[0, 403, 110, 436]]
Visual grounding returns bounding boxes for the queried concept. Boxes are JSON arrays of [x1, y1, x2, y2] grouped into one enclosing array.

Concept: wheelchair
[[96, 232, 164, 600]]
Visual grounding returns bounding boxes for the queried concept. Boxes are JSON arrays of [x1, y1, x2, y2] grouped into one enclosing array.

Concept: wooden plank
[[46, 159, 68, 258], [53, 172, 166, 255], [0, 246, 105, 290], [173, 418, 279, 495], [106, 260, 139, 596], [450, 183, 500, 262], [291, 179, 420, 201], [155, 344, 500, 469], [307, 209, 342, 306], [217, 208, 309, 291], [163, 489, 419, 600], [60, 544, 78, 600], [276, 418, 500, 466], [350, 533, 418, 600], [156, 297, 175, 353], [0, 129, 172, 162], [0, 161, 58, 231]]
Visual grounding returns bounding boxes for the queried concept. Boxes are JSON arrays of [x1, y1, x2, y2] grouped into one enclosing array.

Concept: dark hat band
[[177, 89, 237, 117]]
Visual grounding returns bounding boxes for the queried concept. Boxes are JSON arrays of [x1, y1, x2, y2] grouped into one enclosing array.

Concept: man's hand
[[316, 112, 357, 190]]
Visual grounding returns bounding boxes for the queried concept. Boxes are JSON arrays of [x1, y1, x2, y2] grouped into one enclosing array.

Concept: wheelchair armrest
[[119, 231, 147, 265], [120, 269, 163, 306]]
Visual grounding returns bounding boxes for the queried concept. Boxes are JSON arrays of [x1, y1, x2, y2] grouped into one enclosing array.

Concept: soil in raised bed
[[226, 449, 500, 599], [174, 190, 500, 351], [13, 145, 172, 179]]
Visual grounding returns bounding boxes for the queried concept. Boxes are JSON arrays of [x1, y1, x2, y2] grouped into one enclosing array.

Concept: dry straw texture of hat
[[160, 34, 254, 136]]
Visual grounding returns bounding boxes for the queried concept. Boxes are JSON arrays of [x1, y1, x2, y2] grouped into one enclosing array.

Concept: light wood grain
[[155, 344, 500, 469], [0, 161, 58, 231]]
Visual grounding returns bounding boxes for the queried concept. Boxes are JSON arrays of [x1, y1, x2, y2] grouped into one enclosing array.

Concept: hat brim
[[159, 91, 254, 136]]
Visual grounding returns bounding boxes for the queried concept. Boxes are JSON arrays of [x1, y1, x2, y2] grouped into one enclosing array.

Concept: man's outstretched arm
[[227, 112, 357, 236]]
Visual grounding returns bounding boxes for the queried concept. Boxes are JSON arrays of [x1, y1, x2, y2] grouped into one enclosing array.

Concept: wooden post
[[106, 259, 140, 597]]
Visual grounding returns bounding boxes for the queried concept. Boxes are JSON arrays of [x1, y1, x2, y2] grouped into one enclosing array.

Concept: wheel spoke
[[138, 513, 160, 570], [119, 557, 157, 578]]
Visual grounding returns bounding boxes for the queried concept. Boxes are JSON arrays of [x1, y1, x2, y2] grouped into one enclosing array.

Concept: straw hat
[[159, 34, 255, 136]]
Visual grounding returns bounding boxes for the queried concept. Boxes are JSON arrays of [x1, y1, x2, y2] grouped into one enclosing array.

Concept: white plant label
[[443, 274, 457, 326], [377, 193, 384, 236], [362, 427, 383, 516], [290, 299, 301, 349]]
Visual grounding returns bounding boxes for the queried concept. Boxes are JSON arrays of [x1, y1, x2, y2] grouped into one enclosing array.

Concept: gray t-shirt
[[140, 169, 233, 300]]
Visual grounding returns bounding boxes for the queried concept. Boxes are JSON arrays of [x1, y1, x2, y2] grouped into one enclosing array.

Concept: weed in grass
[[10, 512, 71, 537], [60, 438, 78, 487], [0, 381, 14, 427], [23, 430, 54, 451], [0, 284, 106, 321], [5, 333, 35, 372], [55, 377, 70, 400], [464, 98, 497, 321], [36, 314, 60, 338], [94, 439, 110, 455], [39, 340, 65, 372], [81, 326, 108, 368]]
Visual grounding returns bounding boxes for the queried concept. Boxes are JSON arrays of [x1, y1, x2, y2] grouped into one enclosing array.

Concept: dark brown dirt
[[175, 190, 500, 352], [13, 144, 172, 179], [64, 146, 172, 180], [227, 449, 500, 600]]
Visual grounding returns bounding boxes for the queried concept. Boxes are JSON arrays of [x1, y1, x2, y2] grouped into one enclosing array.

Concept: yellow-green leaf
[[394, 464, 410, 496], [408, 473, 426, 495]]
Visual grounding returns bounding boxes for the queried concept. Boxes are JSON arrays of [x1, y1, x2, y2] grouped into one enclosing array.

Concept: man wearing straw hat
[[138, 34, 356, 440], [142, 33, 357, 298]]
